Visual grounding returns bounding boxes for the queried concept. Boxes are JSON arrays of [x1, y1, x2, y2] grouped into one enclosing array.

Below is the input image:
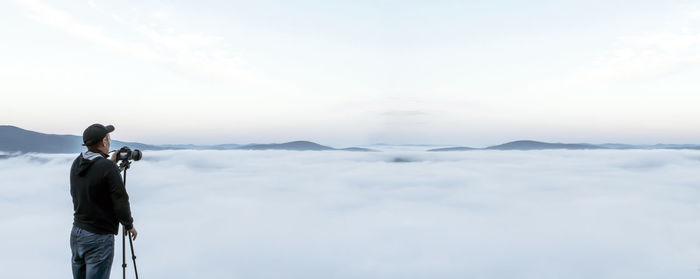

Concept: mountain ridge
[[428, 140, 700, 151], [0, 126, 375, 153], [4, 126, 700, 154]]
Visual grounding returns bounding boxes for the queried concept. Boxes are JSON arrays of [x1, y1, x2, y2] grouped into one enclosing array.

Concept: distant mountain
[[1, 125, 80, 153], [428, 147, 477, 152], [429, 140, 700, 151], [237, 141, 334, 151], [159, 143, 242, 150], [597, 143, 641, 149], [8, 125, 698, 154], [235, 141, 378, 151], [111, 140, 167, 152], [0, 126, 372, 153], [371, 143, 442, 147], [429, 141, 605, 151], [486, 140, 605, 150], [159, 144, 202, 149], [213, 144, 243, 149], [598, 143, 700, 150], [0, 125, 165, 153], [650, 144, 700, 150], [339, 147, 378, 152], [162, 142, 375, 152]]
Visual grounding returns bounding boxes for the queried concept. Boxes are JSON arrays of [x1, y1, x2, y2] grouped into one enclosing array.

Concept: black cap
[[82, 124, 115, 146]]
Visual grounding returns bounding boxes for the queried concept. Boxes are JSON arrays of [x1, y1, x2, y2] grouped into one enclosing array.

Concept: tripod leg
[[122, 169, 128, 279], [122, 225, 127, 279], [129, 232, 139, 279]]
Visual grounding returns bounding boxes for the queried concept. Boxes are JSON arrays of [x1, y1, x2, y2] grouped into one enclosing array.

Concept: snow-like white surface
[[2, 148, 700, 278]]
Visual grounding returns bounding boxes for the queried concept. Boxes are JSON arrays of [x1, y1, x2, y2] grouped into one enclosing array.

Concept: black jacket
[[70, 151, 134, 235]]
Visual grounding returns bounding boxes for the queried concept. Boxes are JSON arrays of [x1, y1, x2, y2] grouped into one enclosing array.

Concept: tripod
[[120, 160, 139, 279]]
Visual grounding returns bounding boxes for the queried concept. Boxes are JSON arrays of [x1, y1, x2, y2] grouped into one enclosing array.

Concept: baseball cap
[[82, 124, 115, 146]]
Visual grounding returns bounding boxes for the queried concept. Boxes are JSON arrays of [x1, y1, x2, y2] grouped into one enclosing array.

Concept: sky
[[1, 0, 700, 146], [2, 148, 700, 278]]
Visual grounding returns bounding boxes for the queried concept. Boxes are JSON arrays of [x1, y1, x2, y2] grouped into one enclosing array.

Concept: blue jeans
[[70, 225, 114, 279]]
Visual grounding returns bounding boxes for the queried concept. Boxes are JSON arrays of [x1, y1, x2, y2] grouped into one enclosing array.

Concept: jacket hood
[[74, 151, 107, 176]]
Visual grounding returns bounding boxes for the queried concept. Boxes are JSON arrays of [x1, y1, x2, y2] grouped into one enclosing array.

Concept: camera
[[118, 146, 142, 161]]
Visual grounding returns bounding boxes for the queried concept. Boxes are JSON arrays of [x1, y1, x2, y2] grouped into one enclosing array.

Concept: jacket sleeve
[[105, 162, 134, 230]]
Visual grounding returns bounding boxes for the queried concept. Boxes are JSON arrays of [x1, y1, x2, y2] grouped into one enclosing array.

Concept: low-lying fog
[[2, 148, 700, 278]]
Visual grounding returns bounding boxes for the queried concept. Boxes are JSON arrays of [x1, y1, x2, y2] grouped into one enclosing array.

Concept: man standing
[[70, 124, 137, 279]]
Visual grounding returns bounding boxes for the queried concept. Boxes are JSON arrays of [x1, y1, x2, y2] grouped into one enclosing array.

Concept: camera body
[[118, 146, 142, 161]]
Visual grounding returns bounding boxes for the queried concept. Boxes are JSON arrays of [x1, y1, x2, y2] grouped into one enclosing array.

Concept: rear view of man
[[70, 124, 137, 279]]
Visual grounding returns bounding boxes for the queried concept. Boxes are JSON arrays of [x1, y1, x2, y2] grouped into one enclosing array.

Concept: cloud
[[12, 0, 258, 83], [1, 148, 700, 278], [586, 33, 700, 82], [525, 7, 700, 92], [582, 13, 700, 83]]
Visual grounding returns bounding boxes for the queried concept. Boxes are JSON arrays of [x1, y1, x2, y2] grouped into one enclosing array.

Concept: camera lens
[[131, 149, 142, 161]]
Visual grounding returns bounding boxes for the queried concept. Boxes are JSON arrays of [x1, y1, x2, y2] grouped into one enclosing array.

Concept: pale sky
[[1, 0, 699, 146]]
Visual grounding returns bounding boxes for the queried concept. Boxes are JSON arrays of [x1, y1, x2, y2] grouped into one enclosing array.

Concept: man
[[70, 124, 138, 279]]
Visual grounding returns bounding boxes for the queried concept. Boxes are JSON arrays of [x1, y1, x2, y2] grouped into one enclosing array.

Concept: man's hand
[[125, 227, 138, 241], [110, 150, 119, 163]]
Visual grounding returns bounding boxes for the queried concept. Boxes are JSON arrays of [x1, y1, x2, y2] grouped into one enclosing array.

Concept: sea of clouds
[[2, 147, 700, 278]]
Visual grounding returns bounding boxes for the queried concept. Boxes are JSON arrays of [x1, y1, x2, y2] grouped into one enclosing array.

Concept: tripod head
[[119, 159, 131, 172]]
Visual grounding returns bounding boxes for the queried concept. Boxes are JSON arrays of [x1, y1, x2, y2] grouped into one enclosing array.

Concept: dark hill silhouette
[[428, 147, 477, 152], [0, 126, 374, 153], [486, 140, 605, 150], [236, 142, 377, 151], [9, 125, 699, 154], [160, 143, 243, 150], [213, 144, 243, 149], [430, 142, 700, 151], [430, 141, 608, 151], [0, 125, 80, 153], [597, 143, 640, 149], [0, 125, 164, 153], [340, 147, 377, 152], [594, 143, 700, 149], [650, 144, 700, 149], [237, 141, 334, 151]]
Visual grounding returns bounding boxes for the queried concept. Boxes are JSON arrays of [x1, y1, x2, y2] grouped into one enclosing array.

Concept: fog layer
[[1, 149, 699, 278]]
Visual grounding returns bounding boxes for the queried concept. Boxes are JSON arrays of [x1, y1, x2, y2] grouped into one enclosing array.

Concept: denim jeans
[[70, 225, 114, 279]]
